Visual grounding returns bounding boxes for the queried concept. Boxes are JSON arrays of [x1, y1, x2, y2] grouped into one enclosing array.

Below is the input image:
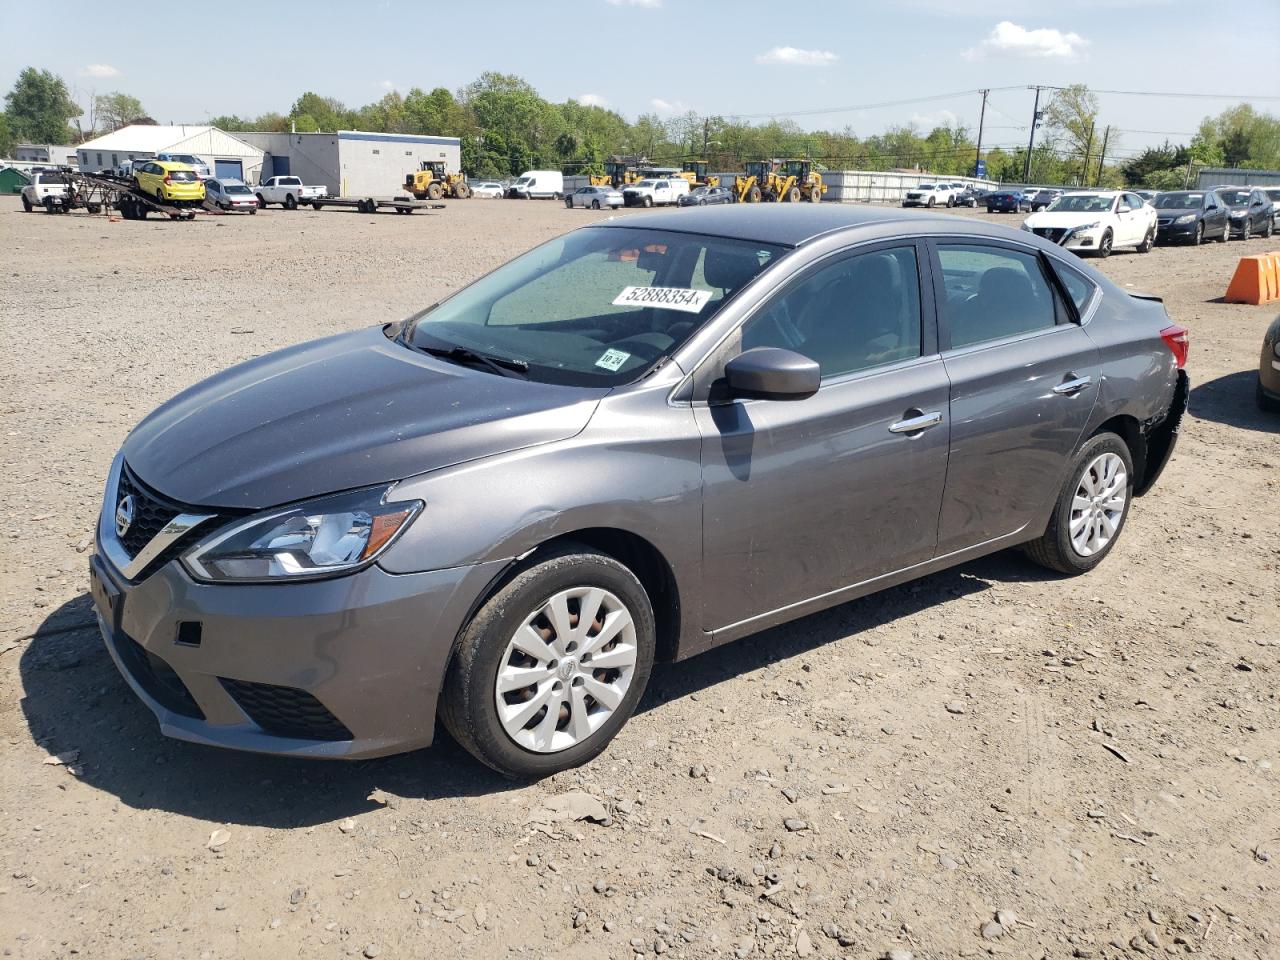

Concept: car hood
[[1153, 206, 1199, 217], [122, 327, 605, 510], [1024, 211, 1111, 228]]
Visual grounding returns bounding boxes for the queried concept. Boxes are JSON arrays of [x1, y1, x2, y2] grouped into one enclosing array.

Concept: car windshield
[[634, 180, 656, 188], [1047, 194, 1114, 213], [1267, 189, 1280, 201], [401, 227, 785, 387], [1217, 189, 1251, 206], [1153, 192, 1205, 209], [916, 184, 935, 189]]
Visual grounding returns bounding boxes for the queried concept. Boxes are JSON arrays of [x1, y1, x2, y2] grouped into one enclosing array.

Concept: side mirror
[[1207, 203, 1218, 211], [1117, 205, 1132, 213], [725, 348, 820, 401]]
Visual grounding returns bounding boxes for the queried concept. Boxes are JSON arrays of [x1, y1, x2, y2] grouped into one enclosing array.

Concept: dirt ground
[[1, 195, 1276, 960]]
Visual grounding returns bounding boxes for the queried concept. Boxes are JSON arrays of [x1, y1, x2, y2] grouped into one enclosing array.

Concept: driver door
[[695, 241, 950, 633]]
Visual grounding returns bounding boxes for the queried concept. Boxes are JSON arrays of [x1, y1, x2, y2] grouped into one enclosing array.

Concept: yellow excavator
[[403, 161, 471, 200], [678, 161, 719, 189]]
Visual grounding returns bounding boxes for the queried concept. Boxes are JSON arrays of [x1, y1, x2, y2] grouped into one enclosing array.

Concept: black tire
[[249, 207, 257, 215], [748, 185, 762, 203], [564, 197, 573, 209], [1137, 227, 1154, 253], [591, 199, 600, 210], [1264, 218, 1274, 239], [22, 195, 32, 212], [1096, 229, 1114, 258], [439, 545, 656, 778], [946, 196, 955, 208], [284, 194, 297, 210], [1258, 378, 1280, 413], [427, 182, 443, 201], [698, 198, 707, 206], [1024, 432, 1134, 575], [256, 194, 268, 208], [1218, 222, 1230, 242], [454, 182, 471, 199], [926, 196, 935, 207], [643, 196, 653, 207], [1192, 222, 1203, 246], [786, 186, 801, 203]]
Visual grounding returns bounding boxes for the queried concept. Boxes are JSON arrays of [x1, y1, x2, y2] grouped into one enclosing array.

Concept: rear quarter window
[[1050, 262, 1097, 317]]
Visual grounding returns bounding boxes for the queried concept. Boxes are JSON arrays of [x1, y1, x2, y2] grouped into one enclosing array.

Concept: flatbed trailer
[[309, 196, 447, 214], [44, 171, 203, 220]]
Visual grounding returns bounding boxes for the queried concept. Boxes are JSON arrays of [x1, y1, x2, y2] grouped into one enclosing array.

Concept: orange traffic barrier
[[1224, 251, 1280, 305]]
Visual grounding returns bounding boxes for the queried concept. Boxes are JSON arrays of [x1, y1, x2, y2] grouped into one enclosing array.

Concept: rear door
[[696, 240, 950, 631], [928, 239, 1100, 555]]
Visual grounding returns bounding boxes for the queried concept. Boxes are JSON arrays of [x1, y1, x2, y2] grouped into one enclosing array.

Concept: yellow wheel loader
[[403, 161, 471, 200], [680, 161, 719, 189]]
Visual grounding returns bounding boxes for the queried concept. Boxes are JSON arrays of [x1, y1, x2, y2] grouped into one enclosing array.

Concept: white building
[[237, 130, 462, 197], [75, 125, 265, 181], [13, 144, 79, 166]]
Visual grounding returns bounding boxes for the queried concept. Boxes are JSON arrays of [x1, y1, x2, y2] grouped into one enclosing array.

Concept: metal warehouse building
[[75, 125, 265, 181], [237, 131, 461, 197]]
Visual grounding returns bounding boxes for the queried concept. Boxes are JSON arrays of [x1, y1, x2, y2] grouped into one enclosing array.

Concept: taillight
[[1160, 324, 1189, 369]]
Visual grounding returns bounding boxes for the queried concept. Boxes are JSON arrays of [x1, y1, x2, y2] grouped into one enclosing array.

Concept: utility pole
[[1023, 85, 1043, 183], [1095, 125, 1111, 186], [1183, 155, 1195, 189], [701, 118, 710, 157], [974, 88, 988, 178], [1080, 121, 1095, 188]]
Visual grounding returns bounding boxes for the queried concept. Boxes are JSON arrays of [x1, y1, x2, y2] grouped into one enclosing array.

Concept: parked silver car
[[91, 206, 1188, 778], [566, 185, 624, 209], [204, 178, 259, 213]]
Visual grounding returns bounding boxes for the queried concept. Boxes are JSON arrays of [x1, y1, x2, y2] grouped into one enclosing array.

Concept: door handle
[[1053, 375, 1093, 396], [888, 411, 943, 434]]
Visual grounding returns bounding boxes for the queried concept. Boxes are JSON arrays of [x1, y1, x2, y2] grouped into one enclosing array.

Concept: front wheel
[[257, 194, 268, 208], [1192, 222, 1204, 246], [926, 196, 935, 207], [1096, 229, 1113, 258], [1024, 433, 1133, 575], [440, 546, 656, 778], [284, 194, 298, 210], [643, 196, 653, 207], [22, 195, 33, 212]]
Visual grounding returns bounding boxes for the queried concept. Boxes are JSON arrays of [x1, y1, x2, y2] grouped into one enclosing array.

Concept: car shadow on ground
[[1190, 369, 1278, 433], [16, 551, 1051, 827]]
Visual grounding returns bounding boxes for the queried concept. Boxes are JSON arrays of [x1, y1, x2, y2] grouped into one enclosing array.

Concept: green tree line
[[4, 66, 1279, 186]]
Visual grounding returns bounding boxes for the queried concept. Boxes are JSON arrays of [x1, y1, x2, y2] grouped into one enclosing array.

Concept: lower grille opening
[[115, 633, 204, 719], [219, 678, 353, 742]]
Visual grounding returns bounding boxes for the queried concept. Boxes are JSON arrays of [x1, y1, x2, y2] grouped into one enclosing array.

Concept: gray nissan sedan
[[91, 206, 1189, 778]]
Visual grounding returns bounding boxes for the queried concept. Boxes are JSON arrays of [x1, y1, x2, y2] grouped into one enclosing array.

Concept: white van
[[507, 170, 564, 199]]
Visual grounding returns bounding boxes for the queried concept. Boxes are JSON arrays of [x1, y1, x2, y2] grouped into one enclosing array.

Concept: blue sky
[[4, 0, 1278, 158]]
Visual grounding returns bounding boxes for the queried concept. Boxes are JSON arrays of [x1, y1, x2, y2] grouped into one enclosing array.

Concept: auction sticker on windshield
[[612, 286, 713, 314], [595, 349, 632, 372]]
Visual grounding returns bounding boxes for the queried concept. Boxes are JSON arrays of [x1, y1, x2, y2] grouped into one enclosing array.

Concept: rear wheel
[[564, 197, 573, 209], [591, 199, 600, 210], [454, 182, 471, 199], [809, 187, 821, 203], [1264, 218, 1274, 238], [22, 195, 33, 212], [1024, 432, 1133, 575], [946, 196, 955, 207], [284, 194, 297, 210], [1137, 227, 1155, 253], [1258, 378, 1280, 413], [440, 546, 656, 778]]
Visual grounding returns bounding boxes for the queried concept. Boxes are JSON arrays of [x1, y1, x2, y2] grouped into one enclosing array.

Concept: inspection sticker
[[612, 286, 713, 314], [595, 349, 632, 372]]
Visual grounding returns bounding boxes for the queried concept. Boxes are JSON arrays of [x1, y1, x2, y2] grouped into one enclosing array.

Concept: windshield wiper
[[419, 344, 530, 378]]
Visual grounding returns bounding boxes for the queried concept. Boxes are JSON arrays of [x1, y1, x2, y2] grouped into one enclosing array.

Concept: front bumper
[[90, 548, 508, 759], [1156, 219, 1200, 242]]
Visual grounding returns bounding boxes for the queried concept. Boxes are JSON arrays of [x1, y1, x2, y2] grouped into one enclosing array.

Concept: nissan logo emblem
[[115, 494, 135, 538]]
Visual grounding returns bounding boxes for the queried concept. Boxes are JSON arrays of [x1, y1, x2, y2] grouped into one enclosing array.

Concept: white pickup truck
[[20, 171, 71, 212], [255, 176, 327, 209], [622, 178, 690, 208]]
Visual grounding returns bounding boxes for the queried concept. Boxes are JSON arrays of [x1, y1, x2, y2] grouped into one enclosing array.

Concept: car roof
[[597, 203, 1021, 248], [154, 160, 196, 171]]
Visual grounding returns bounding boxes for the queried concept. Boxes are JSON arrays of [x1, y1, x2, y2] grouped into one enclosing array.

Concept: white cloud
[[578, 93, 609, 108], [650, 98, 691, 115], [754, 46, 839, 67], [963, 21, 1089, 60], [606, 0, 661, 6], [81, 64, 120, 78], [380, 80, 397, 91], [911, 109, 958, 128]]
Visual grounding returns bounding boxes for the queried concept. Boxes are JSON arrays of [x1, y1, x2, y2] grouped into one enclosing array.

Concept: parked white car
[[902, 183, 957, 208], [566, 185, 624, 210], [470, 181, 505, 199], [255, 176, 327, 209], [20, 171, 70, 212], [622, 178, 690, 207], [1021, 190, 1158, 257]]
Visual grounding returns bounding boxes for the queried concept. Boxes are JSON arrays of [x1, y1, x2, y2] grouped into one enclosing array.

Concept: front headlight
[[1075, 221, 1102, 232], [1174, 214, 1196, 225], [183, 486, 422, 583]]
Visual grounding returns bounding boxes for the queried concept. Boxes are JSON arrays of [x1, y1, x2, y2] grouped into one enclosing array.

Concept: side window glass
[[740, 247, 923, 380], [937, 245, 1058, 348], [1051, 261, 1096, 316]]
